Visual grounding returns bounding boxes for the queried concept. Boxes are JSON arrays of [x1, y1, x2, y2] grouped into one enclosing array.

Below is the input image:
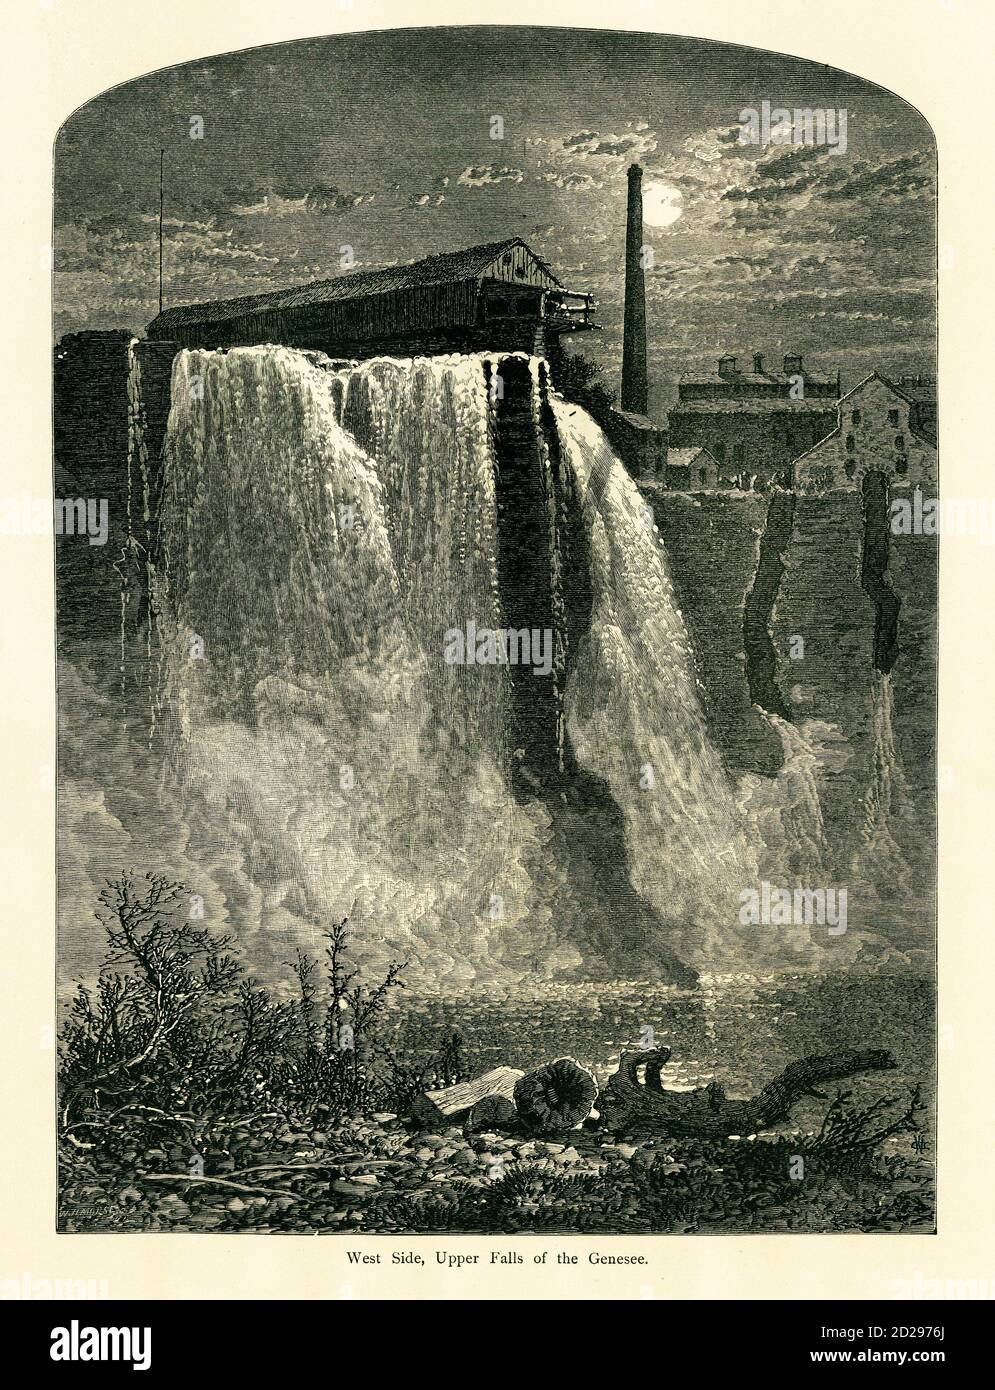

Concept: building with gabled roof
[[668, 351, 841, 489], [146, 237, 595, 360], [664, 446, 722, 490], [793, 372, 938, 494]]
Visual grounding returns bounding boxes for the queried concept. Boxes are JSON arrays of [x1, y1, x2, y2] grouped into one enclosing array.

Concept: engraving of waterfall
[[146, 346, 829, 979]]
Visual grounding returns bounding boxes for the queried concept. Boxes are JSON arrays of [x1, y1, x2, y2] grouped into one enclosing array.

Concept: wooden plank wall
[[482, 243, 559, 289]]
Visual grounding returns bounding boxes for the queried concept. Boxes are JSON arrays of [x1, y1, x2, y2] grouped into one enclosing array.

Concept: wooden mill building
[[146, 238, 595, 360]]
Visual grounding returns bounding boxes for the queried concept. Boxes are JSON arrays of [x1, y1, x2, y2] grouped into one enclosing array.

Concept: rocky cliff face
[[643, 480, 936, 952]]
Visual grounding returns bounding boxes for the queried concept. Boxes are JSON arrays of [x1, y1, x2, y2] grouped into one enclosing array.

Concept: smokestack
[[621, 163, 648, 415]]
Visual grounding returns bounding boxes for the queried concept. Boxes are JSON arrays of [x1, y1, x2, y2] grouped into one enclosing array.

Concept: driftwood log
[[409, 1059, 596, 1135], [408, 1066, 524, 1129], [596, 1046, 898, 1138], [513, 1058, 599, 1134]]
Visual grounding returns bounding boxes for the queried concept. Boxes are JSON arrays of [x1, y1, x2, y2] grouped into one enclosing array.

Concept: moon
[[642, 182, 684, 228]]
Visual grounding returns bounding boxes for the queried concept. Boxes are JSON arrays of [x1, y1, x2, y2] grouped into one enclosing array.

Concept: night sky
[[54, 27, 936, 414]]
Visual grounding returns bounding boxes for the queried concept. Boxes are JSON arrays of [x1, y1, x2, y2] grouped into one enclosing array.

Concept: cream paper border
[[2, 0, 992, 1301]]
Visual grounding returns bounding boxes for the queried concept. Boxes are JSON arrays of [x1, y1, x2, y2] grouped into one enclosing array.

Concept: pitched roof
[[679, 367, 838, 388], [669, 398, 838, 416], [611, 407, 664, 432], [666, 447, 717, 466], [791, 372, 938, 463], [149, 238, 558, 335], [894, 376, 936, 405]]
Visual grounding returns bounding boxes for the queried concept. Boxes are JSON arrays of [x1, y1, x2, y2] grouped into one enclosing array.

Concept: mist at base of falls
[[58, 346, 929, 990]]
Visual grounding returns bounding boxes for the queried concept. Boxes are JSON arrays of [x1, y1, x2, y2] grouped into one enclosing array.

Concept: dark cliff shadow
[[490, 357, 697, 986]]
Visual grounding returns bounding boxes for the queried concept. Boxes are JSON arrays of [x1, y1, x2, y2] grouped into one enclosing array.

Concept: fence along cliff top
[[146, 238, 596, 360]]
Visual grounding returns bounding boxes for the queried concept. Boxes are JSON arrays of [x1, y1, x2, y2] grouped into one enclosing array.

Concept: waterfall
[[119, 340, 156, 733], [847, 672, 924, 916], [547, 398, 761, 962], [144, 345, 869, 983]]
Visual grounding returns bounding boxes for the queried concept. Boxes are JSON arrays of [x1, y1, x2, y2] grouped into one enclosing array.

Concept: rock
[[226, 1197, 248, 1212], [156, 1196, 190, 1220], [118, 1187, 142, 1204], [464, 1095, 517, 1135], [331, 1179, 375, 1198]]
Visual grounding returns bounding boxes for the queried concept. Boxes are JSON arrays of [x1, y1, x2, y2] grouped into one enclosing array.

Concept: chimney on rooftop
[[718, 355, 738, 378], [753, 352, 765, 374], [783, 354, 803, 375], [621, 163, 648, 415]]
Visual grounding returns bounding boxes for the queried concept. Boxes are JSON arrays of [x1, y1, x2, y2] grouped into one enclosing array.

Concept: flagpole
[[158, 148, 164, 315]]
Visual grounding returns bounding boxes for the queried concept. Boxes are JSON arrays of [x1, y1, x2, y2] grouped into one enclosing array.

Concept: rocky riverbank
[[60, 1108, 933, 1236]]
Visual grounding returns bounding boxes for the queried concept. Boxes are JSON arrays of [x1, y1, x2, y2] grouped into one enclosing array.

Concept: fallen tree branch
[[225, 1159, 407, 1177], [408, 1067, 524, 1128], [137, 1172, 299, 1201], [597, 1046, 898, 1138]]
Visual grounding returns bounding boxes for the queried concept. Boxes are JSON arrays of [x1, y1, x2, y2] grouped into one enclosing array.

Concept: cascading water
[[846, 670, 927, 939], [546, 397, 767, 962], [142, 344, 890, 985]]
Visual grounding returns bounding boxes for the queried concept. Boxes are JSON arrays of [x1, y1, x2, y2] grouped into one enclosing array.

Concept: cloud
[[559, 123, 657, 162], [538, 170, 601, 191], [405, 174, 448, 208], [304, 184, 375, 215], [456, 165, 524, 187]]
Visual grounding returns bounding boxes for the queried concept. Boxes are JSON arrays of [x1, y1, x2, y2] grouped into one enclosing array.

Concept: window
[[699, 467, 708, 485], [888, 408, 900, 427], [844, 460, 857, 479], [895, 434, 905, 449], [845, 433, 855, 452], [734, 442, 746, 463], [851, 410, 861, 425], [895, 456, 909, 476], [714, 441, 726, 462]]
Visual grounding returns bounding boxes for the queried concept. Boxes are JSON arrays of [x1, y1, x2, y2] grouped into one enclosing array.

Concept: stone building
[[603, 407, 667, 480], [668, 352, 840, 488], [894, 374, 937, 445], [793, 372, 938, 494], [664, 445, 721, 490]]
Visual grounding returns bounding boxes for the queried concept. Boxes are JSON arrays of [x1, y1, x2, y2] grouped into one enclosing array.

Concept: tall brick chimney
[[621, 163, 648, 415]]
